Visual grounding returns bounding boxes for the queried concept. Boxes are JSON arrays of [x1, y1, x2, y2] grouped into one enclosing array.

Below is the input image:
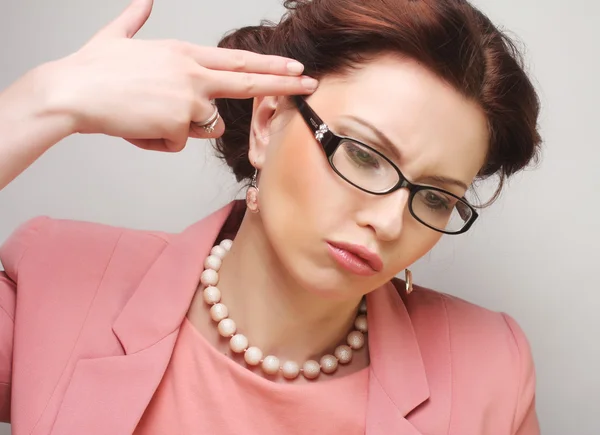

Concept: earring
[[246, 168, 260, 213], [405, 269, 413, 295]]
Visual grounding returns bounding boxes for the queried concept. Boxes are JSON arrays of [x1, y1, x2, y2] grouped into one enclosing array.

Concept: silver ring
[[193, 105, 220, 133]]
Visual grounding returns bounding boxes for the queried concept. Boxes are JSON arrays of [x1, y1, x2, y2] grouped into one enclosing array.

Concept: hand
[[46, 0, 318, 152]]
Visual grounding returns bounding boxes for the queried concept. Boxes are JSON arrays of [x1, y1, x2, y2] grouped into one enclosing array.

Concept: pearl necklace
[[199, 239, 368, 381]]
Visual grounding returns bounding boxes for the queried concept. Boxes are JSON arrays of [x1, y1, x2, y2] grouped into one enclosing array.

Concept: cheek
[[386, 223, 443, 276], [278, 138, 325, 207], [257, 122, 365, 291], [261, 124, 348, 238]]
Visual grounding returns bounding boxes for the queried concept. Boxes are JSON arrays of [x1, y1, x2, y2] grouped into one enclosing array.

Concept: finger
[[164, 135, 189, 152], [177, 45, 306, 76], [162, 121, 191, 151], [189, 117, 225, 139], [93, 0, 154, 40], [125, 138, 171, 152], [189, 100, 225, 139], [204, 70, 319, 99], [125, 137, 187, 153]]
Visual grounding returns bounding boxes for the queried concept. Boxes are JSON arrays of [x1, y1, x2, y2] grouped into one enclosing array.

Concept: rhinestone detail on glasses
[[315, 124, 329, 142]]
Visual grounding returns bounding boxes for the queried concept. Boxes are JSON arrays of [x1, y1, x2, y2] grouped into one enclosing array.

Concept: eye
[[344, 142, 381, 168], [421, 190, 452, 210]]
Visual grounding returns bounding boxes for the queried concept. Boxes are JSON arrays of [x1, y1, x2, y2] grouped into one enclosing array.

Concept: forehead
[[311, 55, 490, 188]]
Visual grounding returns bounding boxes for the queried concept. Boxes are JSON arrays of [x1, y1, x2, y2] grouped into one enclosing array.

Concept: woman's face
[[248, 54, 489, 299]]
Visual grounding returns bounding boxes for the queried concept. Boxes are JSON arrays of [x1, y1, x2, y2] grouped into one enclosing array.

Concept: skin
[[187, 53, 489, 382], [0, 0, 318, 190]]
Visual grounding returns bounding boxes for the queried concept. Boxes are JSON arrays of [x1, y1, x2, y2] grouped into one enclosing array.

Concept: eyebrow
[[415, 175, 469, 192], [339, 115, 469, 192], [339, 115, 402, 162]]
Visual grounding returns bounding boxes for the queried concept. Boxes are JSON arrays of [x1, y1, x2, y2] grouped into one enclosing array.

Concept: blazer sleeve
[[502, 313, 541, 435], [0, 216, 49, 423], [0, 272, 16, 423]]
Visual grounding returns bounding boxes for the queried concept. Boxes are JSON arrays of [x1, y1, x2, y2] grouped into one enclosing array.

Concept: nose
[[355, 188, 411, 242]]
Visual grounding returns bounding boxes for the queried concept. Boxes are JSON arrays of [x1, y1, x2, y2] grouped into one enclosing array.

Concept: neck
[[216, 212, 362, 364]]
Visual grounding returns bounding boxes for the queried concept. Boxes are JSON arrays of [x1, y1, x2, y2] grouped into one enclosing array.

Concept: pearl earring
[[246, 169, 259, 213]]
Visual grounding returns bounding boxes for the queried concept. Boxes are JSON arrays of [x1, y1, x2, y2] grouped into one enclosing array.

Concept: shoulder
[[0, 216, 171, 281], [391, 278, 537, 429], [392, 277, 532, 355], [412, 282, 534, 381]]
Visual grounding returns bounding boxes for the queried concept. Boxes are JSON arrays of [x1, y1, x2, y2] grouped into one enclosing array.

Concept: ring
[[193, 105, 220, 134]]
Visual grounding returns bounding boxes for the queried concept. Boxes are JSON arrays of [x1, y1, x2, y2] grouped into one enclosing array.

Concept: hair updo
[[214, 0, 541, 203]]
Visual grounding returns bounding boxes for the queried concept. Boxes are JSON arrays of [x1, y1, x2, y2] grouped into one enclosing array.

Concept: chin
[[293, 256, 368, 300]]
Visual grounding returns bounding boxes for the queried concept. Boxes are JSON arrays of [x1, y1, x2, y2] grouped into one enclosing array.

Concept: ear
[[248, 96, 280, 170]]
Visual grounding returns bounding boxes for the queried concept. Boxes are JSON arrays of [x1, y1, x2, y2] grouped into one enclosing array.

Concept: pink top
[[134, 318, 369, 434]]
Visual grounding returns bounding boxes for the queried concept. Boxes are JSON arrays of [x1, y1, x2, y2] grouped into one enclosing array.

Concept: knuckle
[[267, 57, 279, 72], [162, 39, 183, 55], [242, 73, 256, 92], [167, 106, 191, 130], [187, 64, 205, 80], [179, 104, 194, 124], [186, 66, 208, 94], [231, 51, 247, 71], [169, 140, 186, 152]]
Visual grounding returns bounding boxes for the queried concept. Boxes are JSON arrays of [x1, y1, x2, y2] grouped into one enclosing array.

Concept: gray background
[[0, 0, 598, 434]]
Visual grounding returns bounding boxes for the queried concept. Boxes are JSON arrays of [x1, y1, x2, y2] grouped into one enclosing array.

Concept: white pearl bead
[[203, 286, 221, 305], [262, 356, 280, 375], [354, 315, 368, 333], [210, 245, 227, 259], [320, 354, 338, 374], [347, 331, 365, 350], [217, 318, 236, 337], [209, 303, 228, 322], [200, 269, 219, 287], [335, 345, 353, 364], [230, 334, 248, 353], [204, 255, 222, 271], [302, 360, 321, 379], [244, 347, 263, 366], [220, 239, 233, 251], [282, 361, 300, 380]]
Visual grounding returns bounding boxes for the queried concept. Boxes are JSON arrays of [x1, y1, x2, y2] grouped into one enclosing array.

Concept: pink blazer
[[0, 201, 539, 435]]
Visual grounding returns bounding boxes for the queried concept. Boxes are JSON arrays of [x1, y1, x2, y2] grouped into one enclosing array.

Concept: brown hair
[[214, 0, 541, 204]]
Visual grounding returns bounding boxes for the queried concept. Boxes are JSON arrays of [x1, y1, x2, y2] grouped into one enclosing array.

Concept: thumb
[[93, 0, 154, 40]]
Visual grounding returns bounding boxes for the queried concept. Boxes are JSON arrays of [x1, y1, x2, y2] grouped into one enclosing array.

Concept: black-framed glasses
[[292, 96, 479, 235]]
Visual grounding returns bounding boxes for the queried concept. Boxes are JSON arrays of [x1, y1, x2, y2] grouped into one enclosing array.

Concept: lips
[[327, 241, 384, 272]]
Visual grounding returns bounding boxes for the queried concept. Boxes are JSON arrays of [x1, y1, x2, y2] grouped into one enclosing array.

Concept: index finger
[[179, 44, 306, 76], [204, 70, 319, 99]]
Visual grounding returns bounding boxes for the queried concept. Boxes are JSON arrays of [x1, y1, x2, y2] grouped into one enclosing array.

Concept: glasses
[[292, 96, 479, 235]]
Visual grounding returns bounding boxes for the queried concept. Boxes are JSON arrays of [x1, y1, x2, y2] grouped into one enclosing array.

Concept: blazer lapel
[[365, 282, 430, 434], [49, 333, 178, 435], [50, 202, 234, 435]]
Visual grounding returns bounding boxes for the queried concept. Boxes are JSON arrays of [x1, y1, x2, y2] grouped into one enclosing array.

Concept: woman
[[0, 0, 542, 433]]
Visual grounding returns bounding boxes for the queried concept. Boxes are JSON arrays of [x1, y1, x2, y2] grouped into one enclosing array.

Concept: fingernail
[[301, 77, 319, 91], [287, 61, 305, 74]]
